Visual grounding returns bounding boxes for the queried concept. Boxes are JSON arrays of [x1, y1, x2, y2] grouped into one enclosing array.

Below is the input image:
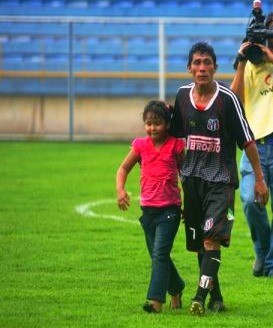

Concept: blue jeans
[[140, 206, 185, 303], [240, 145, 273, 275]]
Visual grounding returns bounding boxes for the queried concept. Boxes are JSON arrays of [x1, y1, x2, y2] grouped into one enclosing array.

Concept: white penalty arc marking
[[75, 197, 140, 225]]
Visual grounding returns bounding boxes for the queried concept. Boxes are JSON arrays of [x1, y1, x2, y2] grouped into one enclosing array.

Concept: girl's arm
[[116, 148, 139, 211]]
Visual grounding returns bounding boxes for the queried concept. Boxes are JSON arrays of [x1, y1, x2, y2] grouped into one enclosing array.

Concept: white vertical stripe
[[219, 84, 252, 141]]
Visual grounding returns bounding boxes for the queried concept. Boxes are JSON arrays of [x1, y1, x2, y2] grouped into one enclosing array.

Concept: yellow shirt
[[244, 61, 273, 139]]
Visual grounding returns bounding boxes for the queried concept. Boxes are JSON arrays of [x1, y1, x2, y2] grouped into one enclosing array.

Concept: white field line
[[75, 197, 140, 225]]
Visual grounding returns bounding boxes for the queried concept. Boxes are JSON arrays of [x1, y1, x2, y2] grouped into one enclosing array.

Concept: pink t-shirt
[[132, 136, 185, 207]]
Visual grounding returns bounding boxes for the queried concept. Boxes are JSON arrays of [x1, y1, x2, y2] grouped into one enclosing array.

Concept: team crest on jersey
[[189, 121, 196, 128], [204, 217, 214, 231], [207, 118, 219, 131]]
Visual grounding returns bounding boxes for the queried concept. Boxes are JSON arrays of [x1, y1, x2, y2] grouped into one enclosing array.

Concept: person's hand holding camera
[[254, 43, 273, 63]]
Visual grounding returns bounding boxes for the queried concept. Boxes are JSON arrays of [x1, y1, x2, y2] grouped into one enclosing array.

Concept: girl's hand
[[117, 190, 130, 211]]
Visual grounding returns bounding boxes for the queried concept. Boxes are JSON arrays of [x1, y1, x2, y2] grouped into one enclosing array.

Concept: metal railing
[[0, 15, 248, 140]]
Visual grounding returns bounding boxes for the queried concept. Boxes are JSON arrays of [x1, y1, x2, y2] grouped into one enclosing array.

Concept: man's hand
[[254, 43, 273, 63], [254, 179, 269, 207], [238, 41, 252, 57]]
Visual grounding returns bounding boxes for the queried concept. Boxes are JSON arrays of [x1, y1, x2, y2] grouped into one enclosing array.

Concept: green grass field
[[1, 141, 272, 328]]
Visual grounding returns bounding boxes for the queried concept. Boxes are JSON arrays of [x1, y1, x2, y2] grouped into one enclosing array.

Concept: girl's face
[[144, 113, 169, 143]]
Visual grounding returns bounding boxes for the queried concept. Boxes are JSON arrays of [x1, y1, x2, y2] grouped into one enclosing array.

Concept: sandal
[[143, 302, 161, 313], [170, 292, 182, 309]]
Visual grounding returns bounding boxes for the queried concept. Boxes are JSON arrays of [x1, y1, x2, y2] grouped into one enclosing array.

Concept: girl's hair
[[187, 41, 217, 67], [142, 100, 173, 123]]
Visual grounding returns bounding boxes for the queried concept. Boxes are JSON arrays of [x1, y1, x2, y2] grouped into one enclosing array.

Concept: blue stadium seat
[[45, 54, 68, 70], [133, 1, 157, 16], [2, 54, 24, 70], [88, 54, 124, 71], [87, 37, 124, 55], [73, 54, 92, 70], [228, 1, 249, 13], [4, 53, 47, 71], [46, 0, 66, 7], [9, 34, 31, 43], [84, 36, 101, 46], [217, 55, 233, 73], [3, 39, 35, 54], [160, 1, 181, 14], [134, 55, 158, 71], [0, 35, 9, 43], [202, 2, 225, 16], [185, 1, 202, 9], [0, 22, 68, 36], [113, 0, 134, 8], [127, 37, 158, 55], [167, 55, 187, 72], [167, 37, 191, 56], [138, 0, 155, 7], [110, 0, 135, 16], [92, 0, 110, 7], [0, 0, 20, 5], [21, 0, 43, 6], [213, 38, 239, 56], [66, 0, 89, 7]]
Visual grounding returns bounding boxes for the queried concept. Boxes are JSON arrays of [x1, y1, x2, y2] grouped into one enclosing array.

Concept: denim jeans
[[140, 206, 185, 303], [240, 145, 273, 274]]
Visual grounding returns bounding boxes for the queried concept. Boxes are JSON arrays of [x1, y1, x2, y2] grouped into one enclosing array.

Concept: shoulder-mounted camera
[[244, 0, 273, 65]]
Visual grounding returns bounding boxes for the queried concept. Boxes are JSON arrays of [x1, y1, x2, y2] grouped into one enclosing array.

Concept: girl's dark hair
[[187, 41, 217, 67], [142, 100, 173, 123]]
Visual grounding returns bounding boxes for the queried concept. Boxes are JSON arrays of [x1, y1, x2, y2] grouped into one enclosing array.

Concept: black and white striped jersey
[[170, 81, 254, 187]]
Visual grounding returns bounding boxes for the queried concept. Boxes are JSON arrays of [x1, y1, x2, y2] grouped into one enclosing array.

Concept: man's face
[[188, 52, 217, 86]]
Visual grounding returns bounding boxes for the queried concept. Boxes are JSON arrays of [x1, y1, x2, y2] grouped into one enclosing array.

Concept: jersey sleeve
[[169, 91, 184, 138], [228, 92, 254, 149]]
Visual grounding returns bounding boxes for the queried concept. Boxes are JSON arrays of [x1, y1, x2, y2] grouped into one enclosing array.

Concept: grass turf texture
[[1, 141, 272, 328]]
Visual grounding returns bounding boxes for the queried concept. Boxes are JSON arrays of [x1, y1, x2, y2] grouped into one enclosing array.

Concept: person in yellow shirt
[[230, 12, 273, 277]]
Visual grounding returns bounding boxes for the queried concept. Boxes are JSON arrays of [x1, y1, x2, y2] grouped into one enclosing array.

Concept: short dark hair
[[142, 100, 173, 123], [187, 41, 217, 67]]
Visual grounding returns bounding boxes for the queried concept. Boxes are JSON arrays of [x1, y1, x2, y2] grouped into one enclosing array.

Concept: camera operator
[[230, 12, 273, 278]]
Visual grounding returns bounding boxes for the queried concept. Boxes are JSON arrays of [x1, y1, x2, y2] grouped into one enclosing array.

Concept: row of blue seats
[[0, 77, 173, 96], [1, 54, 234, 73], [0, 22, 247, 38], [0, 0, 256, 5], [0, 76, 234, 96], [0, 37, 240, 56], [1, 1, 272, 17], [3, 77, 236, 96]]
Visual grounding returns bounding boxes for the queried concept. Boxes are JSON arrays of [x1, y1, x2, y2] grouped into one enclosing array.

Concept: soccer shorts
[[182, 177, 235, 252]]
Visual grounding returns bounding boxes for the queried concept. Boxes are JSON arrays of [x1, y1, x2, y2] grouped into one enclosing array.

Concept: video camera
[[244, 0, 273, 65]]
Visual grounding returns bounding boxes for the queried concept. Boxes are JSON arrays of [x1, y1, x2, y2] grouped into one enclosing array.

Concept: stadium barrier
[[0, 15, 245, 141]]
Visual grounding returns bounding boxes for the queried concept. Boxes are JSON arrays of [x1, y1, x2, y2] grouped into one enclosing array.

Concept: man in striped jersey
[[169, 42, 268, 315]]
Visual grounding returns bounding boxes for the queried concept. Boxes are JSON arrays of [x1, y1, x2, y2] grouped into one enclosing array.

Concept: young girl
[[116, 100, 186, 313]]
